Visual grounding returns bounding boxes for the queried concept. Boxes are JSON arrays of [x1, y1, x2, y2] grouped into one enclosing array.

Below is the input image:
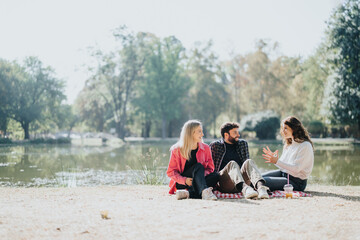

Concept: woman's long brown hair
[[281, 116, 314, 150]]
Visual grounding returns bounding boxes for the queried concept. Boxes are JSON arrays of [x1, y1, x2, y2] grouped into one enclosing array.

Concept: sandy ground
[[0, 185, 359, 240]]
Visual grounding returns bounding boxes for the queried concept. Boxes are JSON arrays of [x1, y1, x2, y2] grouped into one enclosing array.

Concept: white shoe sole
[[176, 191, 189, 200], [202, 195, 218, 200], [258, 194, 269, 199], [245, 192, 258, 199]]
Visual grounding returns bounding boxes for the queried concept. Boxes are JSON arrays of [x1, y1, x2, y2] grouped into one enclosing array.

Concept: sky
[[0, 0, 342, 104]]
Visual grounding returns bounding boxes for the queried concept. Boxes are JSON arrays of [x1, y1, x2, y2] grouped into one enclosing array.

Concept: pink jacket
[[166, 142, 215, 194]]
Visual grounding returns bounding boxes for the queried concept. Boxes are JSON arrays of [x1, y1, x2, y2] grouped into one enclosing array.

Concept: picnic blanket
[[213, 190, 311, 199]]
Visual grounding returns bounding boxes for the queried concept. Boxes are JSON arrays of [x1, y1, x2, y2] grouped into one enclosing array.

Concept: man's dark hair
[[220, 122, 240, 138]]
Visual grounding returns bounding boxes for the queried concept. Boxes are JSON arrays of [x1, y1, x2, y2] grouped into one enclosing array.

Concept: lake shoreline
[[1, 137, 359, 147], [1, 184, 359, 239]]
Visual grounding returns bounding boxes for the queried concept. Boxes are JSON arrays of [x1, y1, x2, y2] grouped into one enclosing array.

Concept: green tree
[[225, 40, 302, 120], [75, 83, 111, 132], [247, 40, 274, 110], [327, 0, 360, 129], [301, 45, 330, 122], [9, 57, 65, 139], [222, 54, 249, 123], [188, 42, 228, 137], [269, 55, 302, 117], [134, 36, 190, 138], [87, 26, 150, 139], [0, 59, 14, 136], [53, 104, 79, 137]]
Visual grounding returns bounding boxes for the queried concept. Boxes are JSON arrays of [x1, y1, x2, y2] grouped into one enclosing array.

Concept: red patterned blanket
[[213, 190, 311, 199]]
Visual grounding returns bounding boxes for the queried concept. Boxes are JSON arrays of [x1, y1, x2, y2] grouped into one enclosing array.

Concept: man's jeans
[[218, 159, 264, 193], [262, 170, 307, 191]]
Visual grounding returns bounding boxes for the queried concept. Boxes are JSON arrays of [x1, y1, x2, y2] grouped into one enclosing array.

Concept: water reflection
[[0, 142, 359, 187]]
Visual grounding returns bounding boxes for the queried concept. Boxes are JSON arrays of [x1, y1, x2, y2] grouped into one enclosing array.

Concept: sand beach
[[0, 185, 359, 240]]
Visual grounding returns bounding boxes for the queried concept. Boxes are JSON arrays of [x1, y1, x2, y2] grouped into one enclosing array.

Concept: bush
[[254, 117, 281, 139], [29, 138, 71, 144], [307, 120, 326, 138], [56, 137, 71, 144], [344, 125, 360, 138], [240, 111, 280, 140], [0, 138, 12, 144]]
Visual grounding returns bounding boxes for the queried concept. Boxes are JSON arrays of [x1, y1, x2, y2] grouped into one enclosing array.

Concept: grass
[[127, 148, 167, 185]]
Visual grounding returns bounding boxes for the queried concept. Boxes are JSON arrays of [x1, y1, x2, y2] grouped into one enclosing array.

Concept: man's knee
[[242, 159, 253, 168], [227, 160, 240, 169]]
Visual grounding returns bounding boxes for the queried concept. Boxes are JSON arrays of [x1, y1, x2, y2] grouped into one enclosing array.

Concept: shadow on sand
[[308, 190, 360, 202], [216, 198, 260, 205]]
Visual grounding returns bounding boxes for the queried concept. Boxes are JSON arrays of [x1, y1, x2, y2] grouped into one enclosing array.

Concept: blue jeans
[[176, 163, 219, 199], [262, 170, 307, 191]]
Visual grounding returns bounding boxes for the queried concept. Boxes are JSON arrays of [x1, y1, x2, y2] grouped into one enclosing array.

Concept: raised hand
[[262, 146, 279, 164]]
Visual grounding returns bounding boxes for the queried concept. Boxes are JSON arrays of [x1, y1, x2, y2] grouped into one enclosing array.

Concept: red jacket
[[166, 142, 215, 194]]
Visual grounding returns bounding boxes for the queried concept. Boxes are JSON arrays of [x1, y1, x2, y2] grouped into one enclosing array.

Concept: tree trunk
[[119, 122, 126, 140], [168, 120, 173, 138], [141, 120, 151, 138], [67, 118, 77, 138], [0, 117, 8, 137], [162, 116, 167, 139], [22, 121, 30, 140], [145, 120, 151, 138], [116, 121, 126, 140], [141, 122, 145, 138], [97, 117, 104, 133], [115, 121, 122, 139], [67, 126, 73, 138]]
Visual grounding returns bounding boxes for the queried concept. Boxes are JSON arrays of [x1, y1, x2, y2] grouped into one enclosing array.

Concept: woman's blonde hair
[[171, 120, 202, 159]]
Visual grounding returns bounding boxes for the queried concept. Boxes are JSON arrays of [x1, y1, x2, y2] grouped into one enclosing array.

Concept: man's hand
[[262, 146, 279, 164], [185, 178, 193, 186]]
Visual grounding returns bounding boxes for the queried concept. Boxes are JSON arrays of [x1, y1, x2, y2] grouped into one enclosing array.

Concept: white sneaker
[[257, 186, 270, 199], [201, 187, 217, 200], [242, 185, 258, 199], [176, 189, 189, 200]]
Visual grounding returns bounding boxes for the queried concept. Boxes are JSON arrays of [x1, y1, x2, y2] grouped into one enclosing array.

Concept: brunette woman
[[262, 116, 314, 191]]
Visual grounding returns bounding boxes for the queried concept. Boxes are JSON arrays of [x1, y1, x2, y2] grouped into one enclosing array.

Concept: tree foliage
[[0, 57, 65, 139], [327, 0, 360, 128], [84, 26, 151, 139], [134, 36, 190, 138], [187, 41, 228, 137], [5, 11, 360, 140]]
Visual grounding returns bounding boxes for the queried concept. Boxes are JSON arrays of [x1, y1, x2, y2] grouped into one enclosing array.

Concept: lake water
[[0, 141, 359, 187]]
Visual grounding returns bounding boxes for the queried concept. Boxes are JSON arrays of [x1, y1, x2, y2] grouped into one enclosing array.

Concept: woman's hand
[[185, 178, 193, 186], [262, 146, 279, 164]]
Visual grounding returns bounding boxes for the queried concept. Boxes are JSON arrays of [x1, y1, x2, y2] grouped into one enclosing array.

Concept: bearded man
[[209, 122, 269, 199]]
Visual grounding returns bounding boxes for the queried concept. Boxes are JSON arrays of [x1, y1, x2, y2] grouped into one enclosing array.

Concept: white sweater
[[275, 141, 314, 180]]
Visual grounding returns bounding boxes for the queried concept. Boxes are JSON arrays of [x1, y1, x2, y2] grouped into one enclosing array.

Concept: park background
[[0, 0, 359, 187], [1, 1, 360, 239]]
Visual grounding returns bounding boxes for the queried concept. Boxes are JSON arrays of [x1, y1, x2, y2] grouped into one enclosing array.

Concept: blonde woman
[[167, 120, 219, 200], [262, 116, 314, 191]]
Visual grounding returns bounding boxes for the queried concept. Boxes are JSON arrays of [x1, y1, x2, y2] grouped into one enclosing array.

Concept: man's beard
[[228, 135, 238, 144]]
